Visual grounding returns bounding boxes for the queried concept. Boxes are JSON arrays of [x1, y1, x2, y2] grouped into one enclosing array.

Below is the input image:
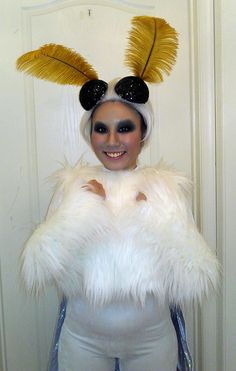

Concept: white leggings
[[58, 296, 178, 371]]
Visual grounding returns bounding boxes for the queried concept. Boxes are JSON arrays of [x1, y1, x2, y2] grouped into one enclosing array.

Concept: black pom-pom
[[115, 76, 149, 104], [79, 80, 108, 111]]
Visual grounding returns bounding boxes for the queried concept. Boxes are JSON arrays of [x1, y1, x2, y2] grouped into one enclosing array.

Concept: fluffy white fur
[[21, 162, 220, 306]]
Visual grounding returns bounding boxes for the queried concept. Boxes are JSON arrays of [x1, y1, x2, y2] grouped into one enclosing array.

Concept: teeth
[[106, 152, 124, 158]]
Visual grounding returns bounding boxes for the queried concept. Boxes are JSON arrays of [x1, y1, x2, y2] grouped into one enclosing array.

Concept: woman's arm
[[137, 166, 220, 305], [20, 176, 111, 296]]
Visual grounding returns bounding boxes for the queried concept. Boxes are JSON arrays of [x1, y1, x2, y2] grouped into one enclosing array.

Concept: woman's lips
[[104, 151, 126, 158]]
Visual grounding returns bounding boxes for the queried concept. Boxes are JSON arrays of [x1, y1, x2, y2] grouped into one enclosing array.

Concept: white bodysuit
[[21, 162, 219, 371], [58, 295, 177, 371]]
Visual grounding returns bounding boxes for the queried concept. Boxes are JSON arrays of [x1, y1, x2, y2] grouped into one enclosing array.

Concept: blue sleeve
[[170, 306, 193, 371], [48, 297, 67, 371]]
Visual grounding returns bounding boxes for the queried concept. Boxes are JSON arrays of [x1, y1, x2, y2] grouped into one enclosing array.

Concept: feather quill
[[125, 16, 178, 83], [16, 43, 98, 85]]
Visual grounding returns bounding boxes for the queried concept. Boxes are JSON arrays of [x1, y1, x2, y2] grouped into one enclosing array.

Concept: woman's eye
[[118, 123, 135, 133], [93, 123, 108, 134]]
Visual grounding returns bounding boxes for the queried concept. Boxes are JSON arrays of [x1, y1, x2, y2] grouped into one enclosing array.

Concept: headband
[[16, 16, 178, 143], [79, 76, 149, 111]]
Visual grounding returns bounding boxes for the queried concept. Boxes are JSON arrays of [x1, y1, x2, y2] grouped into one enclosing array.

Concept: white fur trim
[[21, 162, 220, 305]]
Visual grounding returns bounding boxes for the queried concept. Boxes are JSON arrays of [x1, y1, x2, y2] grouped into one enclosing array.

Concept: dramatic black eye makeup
[[117, 120, 136, 133], [93, 122, 108, 134], [92, 120, 137, 135]]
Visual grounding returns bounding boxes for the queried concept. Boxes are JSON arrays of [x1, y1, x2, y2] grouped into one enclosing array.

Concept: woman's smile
[[104, 151, 126, 159]]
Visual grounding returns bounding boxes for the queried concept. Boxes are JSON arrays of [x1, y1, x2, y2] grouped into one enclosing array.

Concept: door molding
[[189, 0, 220, 370], [0, 262, 7, 371]]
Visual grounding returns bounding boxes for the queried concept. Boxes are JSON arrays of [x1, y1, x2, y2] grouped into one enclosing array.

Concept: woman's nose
[[106, 130, 120, 146]]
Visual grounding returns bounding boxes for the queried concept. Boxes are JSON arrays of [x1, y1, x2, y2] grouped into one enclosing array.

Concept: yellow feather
[[125, 16, 178, 83], [16, 43, 98, 85]]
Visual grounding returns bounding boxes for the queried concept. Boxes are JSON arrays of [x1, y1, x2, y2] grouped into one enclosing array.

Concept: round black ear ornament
[[114, 76, 149, 104], [79, 80, 108, 111]]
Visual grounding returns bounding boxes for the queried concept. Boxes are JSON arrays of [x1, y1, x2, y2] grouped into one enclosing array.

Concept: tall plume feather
[[16, 43, 98, 85], [125, 16, 178, 83]]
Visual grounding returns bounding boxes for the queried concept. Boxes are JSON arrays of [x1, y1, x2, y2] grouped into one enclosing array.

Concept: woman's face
[[90, 101, 143, 171]]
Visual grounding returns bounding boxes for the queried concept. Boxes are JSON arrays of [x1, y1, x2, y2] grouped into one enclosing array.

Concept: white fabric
[[58, 295, 177, 371]]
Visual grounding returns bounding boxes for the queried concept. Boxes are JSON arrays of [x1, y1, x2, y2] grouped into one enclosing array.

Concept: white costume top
[[21, 161, 219, 307], [21, 161, 219, 370]]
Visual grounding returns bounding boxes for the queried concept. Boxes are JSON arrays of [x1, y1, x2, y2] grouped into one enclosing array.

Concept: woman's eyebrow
[[117, 119, 136, 127], [93, 121, 108, 128], [116, 120, 136, 132], [93, 119, 135, 127]]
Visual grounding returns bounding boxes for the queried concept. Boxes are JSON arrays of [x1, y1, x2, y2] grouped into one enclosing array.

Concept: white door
[[0, 0, 231, 370]]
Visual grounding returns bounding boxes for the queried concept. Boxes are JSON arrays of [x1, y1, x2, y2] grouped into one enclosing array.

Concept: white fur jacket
[[21, 162, 219, 307]]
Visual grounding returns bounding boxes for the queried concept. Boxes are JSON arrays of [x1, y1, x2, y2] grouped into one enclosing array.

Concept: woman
[[17, 16, 219, 371]]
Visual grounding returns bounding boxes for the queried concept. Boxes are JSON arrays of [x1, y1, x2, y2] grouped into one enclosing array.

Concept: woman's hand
[[84, 181, 145, 202], [136, 192, 147, 202], [84, 179, 106, 199]]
